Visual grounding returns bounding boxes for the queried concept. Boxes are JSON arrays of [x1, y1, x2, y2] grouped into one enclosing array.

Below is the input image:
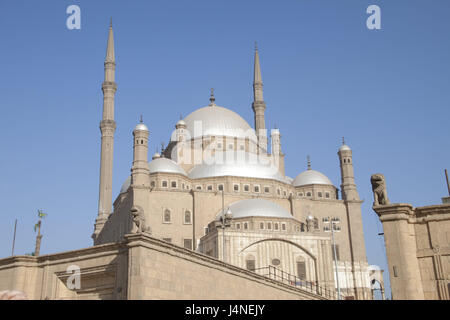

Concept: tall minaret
[[93, 21, 117, 243], [252, 43, 267, 153], [338, 137, 360, 201], [338, 138, 368, 299], [131, 118, 150, 187]]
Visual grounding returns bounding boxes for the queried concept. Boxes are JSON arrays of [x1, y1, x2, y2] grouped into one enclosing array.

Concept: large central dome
[[183, 105, 255, 139]]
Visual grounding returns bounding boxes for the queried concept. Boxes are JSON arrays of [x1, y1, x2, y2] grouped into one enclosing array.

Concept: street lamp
[[215, 186, 232, 262], [220, 207, 232, 263], [306, 215, 314, 232]]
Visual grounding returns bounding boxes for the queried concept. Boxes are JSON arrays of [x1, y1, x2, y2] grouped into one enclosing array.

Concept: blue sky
[[1, 0, 450, 299]]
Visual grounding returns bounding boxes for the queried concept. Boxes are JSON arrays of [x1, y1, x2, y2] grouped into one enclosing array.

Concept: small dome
[[176, 105, 256, 140], [215, 199, 294, 220], [339, 144, 351, 151], [152, 152, 161, 160], [120, 175, 131, 194], [293, 169, 333, 187], [148, 158, 187, 176], [176, 119, 186, 127], [134, 123, 148, 131]]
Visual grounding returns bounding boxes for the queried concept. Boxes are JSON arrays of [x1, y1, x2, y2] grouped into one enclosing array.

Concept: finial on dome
[[140, 114, 143, 123], [307, 155, 311, 170], [110, 17, 112, 28], [209, 88, 215, 106], [160, 142, 165, 157], [255, 41, 258, 52], [342, 136, 345, 145]]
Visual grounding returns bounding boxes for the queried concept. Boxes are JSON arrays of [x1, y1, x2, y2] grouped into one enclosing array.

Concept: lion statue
[[130, 205, 151, 234], [370, 173, 390, 206]]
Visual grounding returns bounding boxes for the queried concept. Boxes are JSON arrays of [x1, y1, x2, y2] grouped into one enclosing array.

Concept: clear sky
[[1, 0, 450, 299]]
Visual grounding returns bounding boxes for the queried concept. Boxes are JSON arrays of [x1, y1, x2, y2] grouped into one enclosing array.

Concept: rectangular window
[[184, 210, 192, 224], [297, 261, 306, 280], [260, 222, 264, 230], [196, 185, 202, 190], [171, 181, 177, 188], [254, 185, 260, 193], [332, 244, 340, 261], [183, 239, 192, 250], [244, 185, 250, 192], [162, 181, 168, 188], [246, 260, 255, 271], [236, 223, 241, 230], [393, 265, 399, 277], [244, 222, 248, 230], [218, 184, 224, 191], [325, 192, 330, 198], [318, 192, 323, 198], [233, 184, 239, 192], [207, 185, 213, 191], [274, 223, 279, 230], [281, 223, 286, 231], [264, 186, 270, 193]]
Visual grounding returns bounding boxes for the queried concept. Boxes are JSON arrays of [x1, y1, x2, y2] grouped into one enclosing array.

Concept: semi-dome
[[188, 151, 285, 182], [120, 175, 132, 194], [148, 158, 187, 176], [215, 199, 294, 220], [180, 105, 256, 140], [293, 169, 334, 187], [119, 158, 186, 194]]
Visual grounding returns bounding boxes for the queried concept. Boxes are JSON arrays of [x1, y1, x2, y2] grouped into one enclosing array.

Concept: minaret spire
[[93, 21, 118, 244], [252, 42, 267, 153], [307, 155, 311, 170], [253, 42, 263, 101]]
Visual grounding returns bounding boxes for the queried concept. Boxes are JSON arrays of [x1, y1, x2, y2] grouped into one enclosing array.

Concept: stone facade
[[0, 234, 325, 300], [373, 198, 450, 300]]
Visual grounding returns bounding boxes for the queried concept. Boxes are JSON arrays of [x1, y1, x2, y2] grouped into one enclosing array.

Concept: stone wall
[[373, 203, 450, 300], [0, 234, 325, 300]]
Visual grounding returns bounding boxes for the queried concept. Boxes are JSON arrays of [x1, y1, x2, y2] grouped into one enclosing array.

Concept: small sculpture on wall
[[370, 173, 390, 206], [130, 205, 151, 234]]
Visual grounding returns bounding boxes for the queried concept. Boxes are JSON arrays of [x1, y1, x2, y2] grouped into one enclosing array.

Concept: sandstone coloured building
[[372, 174, 450, 300], [0, 23, 373, 300]]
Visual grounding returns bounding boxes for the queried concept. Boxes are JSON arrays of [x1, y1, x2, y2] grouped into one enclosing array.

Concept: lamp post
[[221, 207, 232, 263], [215, 186, 232, 262]]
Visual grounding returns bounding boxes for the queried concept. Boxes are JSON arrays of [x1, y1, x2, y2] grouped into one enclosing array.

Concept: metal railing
[[253, 266, 342, 300]]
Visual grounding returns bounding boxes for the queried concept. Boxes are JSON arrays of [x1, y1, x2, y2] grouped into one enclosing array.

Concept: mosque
[[0, 23, 374, 300], [91, 23, 373, 300]]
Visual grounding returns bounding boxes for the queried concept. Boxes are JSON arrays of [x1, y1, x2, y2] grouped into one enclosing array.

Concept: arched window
[[184, 210, 191, 224], [246, 255, 256, 271], [163, 209, 171, 223], [313, 218, 319, 230], [296, 257, 307, 280]]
